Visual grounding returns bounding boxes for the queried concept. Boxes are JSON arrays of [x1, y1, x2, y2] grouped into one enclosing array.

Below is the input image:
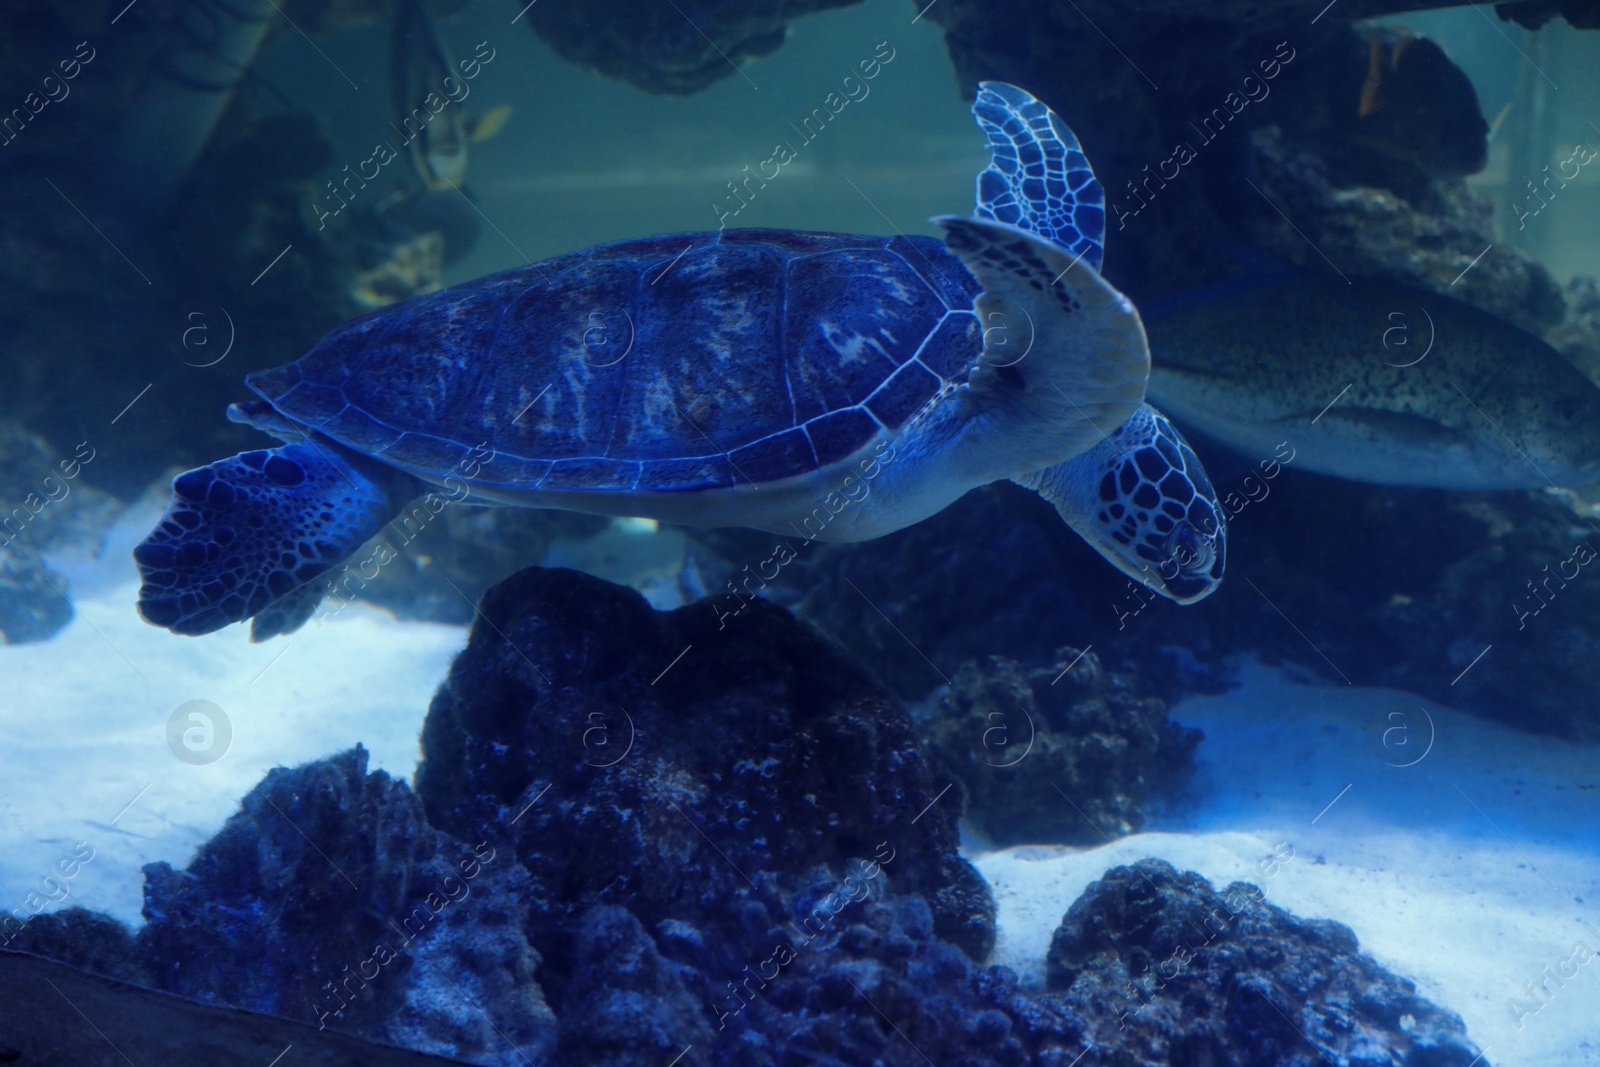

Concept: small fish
[[390, 0, 511, 192], [1487, 100, 1514, 142], [392, 0, 468, 189], [468, 104, 513, 144], [1357, 33, 1409, 120], [1144, 271, 1600, 491], [1346, 28, 1487, 178], [385, 0, 512, 264]]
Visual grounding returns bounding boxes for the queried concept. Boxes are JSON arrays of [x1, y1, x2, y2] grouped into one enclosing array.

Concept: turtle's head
[[1022, 403, 1226, 605]]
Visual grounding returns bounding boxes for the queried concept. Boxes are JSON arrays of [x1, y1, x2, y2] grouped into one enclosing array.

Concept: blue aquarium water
[[1, 1, 1598, 1064]]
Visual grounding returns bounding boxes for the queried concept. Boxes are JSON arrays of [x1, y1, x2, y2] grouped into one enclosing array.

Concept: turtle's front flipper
[[1014, 403, 1226, 603], [937, 214, 1149, 470], [134, 441, 420, 637], [971, 81, 1104, 268]]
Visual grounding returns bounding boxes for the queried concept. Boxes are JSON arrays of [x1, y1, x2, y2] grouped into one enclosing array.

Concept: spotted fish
[[1144, 272, 1600, 490]]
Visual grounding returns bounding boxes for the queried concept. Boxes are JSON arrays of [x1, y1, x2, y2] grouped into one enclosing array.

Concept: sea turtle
[[135, 82, 1227, 639]]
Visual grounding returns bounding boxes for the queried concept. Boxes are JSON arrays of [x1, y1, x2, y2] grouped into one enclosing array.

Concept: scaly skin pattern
[[1146, 275, 1600, 489], [1016, 404, 1225, 603], [135, 442, 417, 636]]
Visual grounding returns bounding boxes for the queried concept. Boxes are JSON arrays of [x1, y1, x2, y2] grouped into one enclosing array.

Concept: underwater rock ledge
[[517, 0, 864, 95], [915, 650, 1201, 848], [415, 565, 1000, 960], [4, 568, 1493, 1065], [0, 423, 117, 644], [1044, 860, 1489, 1067]]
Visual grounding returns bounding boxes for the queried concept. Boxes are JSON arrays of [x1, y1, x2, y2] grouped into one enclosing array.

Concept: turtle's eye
[[1167, 522, 1215, 577]]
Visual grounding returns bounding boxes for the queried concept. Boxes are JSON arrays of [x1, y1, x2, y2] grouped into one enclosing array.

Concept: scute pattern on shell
[[972, 81, 1104, 273], [247, 229, 983, 492]]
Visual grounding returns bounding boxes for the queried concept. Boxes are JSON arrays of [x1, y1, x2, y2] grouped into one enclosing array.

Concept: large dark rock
[[409, 566, 1140, 1064], [517, 0, 864, 95], [509, 0, 1573, 101], [921, 1, 1561, 330], [0, 538, 72, 643], [417, 567, 997, 960], [8, 569, 1494, 1065], [915, 649, 1201, 847], [0, 423, 119, 643], [137, 745, 557, 1064], [1042, 860, 1488, 1066], [12, 566, 1054, 1065]]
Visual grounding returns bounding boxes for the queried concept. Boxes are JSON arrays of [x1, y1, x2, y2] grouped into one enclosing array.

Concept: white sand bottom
[[0, 502, 467, 929], [4, 502, 1598, 1066], [973, 662, 1600, 1067]]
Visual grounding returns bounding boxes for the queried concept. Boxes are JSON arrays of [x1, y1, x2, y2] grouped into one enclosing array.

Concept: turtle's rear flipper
[[248, 580, 327, 642], [134, 441, 420, 637]]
